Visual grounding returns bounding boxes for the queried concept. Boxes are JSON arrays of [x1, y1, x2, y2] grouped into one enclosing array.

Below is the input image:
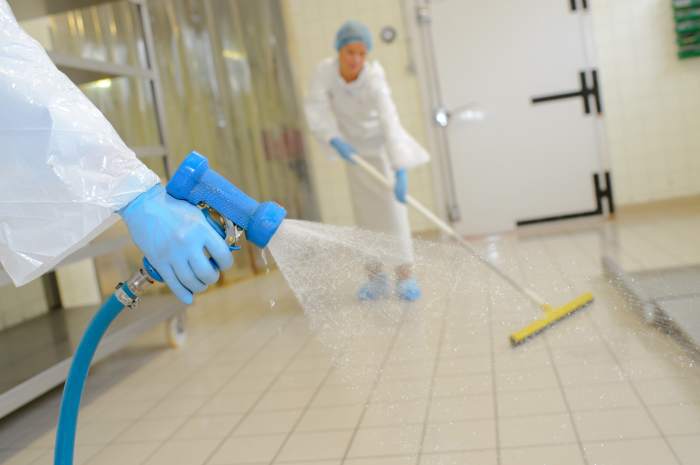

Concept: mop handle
[[351, 155, 547, 308]]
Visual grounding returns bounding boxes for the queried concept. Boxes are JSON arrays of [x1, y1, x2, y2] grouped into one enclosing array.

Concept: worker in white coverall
[[305, 20, 430, 302], [0, 0, 233, 304]]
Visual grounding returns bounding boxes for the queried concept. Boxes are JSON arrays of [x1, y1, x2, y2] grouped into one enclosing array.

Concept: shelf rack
[[0, 0, 185, 419]]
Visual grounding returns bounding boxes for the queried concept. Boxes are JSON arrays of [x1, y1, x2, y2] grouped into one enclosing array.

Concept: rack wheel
[[166, 313, 187, 348]]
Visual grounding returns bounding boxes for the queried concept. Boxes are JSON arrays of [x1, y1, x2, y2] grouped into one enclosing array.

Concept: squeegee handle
[[350, 155, 547, 308]]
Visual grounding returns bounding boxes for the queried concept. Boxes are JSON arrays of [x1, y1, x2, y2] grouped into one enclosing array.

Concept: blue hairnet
[[335, 20, 373, 52]]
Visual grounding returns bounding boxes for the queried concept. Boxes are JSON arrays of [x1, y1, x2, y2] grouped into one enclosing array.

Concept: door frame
[[401, 0, 459, 225]]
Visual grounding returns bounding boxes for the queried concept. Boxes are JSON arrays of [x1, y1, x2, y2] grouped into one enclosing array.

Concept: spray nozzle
[[142, 151, 287, 284], [167, 151, 287, 248]]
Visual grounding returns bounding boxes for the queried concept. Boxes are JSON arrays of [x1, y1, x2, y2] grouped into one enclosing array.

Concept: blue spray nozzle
[[143, 151, 286, 283], [167, 151, 286, 248]]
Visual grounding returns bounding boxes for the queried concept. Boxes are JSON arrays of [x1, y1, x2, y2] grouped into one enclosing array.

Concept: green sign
[[674, 1, 700, 58]]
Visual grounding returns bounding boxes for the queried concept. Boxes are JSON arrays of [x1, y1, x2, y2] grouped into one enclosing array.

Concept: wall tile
[[592, 0, 700, 204]]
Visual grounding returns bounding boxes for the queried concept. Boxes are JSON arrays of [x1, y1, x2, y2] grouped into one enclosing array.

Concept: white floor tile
[[423, 420, 496, 452], [208, 433, 286, 464], [363, 400, 427, 427], [573, 408, 660, 441], [114, 418, 187, 443], [173, 415, 241, 440], [297, 405, 364, 432], [497, 389, 567, 418], [564, 382, 641, 411], [428, 394, 494, 423], [500, 444, 586, 465], [277, 430, 354, 462], [667, 435, 700, 465], [498, 414, 576, 448], [583, 438, 679, 465], [85, 443, 159, 465], [420, 450, 498, 465], [496, 367, 560, 392], [141, 440, 219, 465], [234, 409, 302, 436], [254, 388, 315, 412], [432, 374, 492, 397], [348, 425, 423, 457], [648, 403, 700, 435]]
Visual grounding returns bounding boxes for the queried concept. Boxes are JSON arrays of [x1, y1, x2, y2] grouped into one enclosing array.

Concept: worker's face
[[339, 42, 367, 79]]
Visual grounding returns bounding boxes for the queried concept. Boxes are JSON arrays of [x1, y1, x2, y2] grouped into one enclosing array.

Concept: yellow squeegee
[[350, 155, 595, 347], [509, 292, 594, 346]]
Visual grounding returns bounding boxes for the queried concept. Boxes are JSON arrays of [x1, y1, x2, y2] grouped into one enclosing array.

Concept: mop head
[[510, 292, 594, 346]]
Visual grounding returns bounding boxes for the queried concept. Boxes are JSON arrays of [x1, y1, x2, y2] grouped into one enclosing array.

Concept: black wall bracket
[[531, 69, 603, 115], [516, 171, 614, 227], [570, 0, 588, 11]]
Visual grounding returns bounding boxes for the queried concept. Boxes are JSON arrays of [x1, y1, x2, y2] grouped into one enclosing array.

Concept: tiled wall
[[56, 259, 103, 308], [592, 0, 700, 205], [0, 280, 48, 331], [281, 0, 436, 230]]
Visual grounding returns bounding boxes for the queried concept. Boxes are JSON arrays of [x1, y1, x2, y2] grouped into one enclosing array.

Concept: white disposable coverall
[[305, 57, 429, 264], [0, 1, 159, 286]]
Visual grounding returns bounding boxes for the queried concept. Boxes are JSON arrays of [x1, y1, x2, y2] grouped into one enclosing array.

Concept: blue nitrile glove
[[329, 137, 356, 163], [394, 169, 408, 203], [119, 184, 234, 304]]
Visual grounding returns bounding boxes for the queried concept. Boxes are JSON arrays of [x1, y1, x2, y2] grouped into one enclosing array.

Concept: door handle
[[434, 103, 484, 128], [531, 69, 602, 115]]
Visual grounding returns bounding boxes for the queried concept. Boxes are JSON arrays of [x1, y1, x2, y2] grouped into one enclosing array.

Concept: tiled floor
[[1, 198, 699, 465]]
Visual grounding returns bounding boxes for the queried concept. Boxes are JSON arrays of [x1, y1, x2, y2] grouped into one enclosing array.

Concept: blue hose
[[51, 153, 287, 465], [54, 293, 126, 465]]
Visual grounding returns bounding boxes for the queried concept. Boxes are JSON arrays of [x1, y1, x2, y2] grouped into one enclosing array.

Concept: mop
[[349, 155, 594, 346]]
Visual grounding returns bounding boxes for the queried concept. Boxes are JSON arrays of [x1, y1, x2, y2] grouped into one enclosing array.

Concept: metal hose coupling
[[115, 268, 155, 309]]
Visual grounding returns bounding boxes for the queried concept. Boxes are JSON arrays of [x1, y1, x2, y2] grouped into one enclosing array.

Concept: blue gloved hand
[[329, 137, 356, 163], [119, 184, 234, 304], [394, 169, 408, 203]]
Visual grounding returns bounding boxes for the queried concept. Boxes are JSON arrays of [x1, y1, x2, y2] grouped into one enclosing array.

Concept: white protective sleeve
[[369, 64, 430, 171], [0, 1, 160, 286], [304, 61, 341, 147]]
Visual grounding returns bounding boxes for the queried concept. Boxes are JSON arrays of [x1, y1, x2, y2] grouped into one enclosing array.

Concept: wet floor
[[2, 198, 699, 465]]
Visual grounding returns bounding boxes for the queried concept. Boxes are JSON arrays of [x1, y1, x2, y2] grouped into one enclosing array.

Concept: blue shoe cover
[[397, 278, 421, 302], [358, 273, 389, 301]]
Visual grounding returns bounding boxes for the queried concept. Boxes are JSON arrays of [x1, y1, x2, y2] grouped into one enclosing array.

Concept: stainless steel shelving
[[0, 294, 184, 419], [0, 0, 185, 419], [604, 257, 700, 353]]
